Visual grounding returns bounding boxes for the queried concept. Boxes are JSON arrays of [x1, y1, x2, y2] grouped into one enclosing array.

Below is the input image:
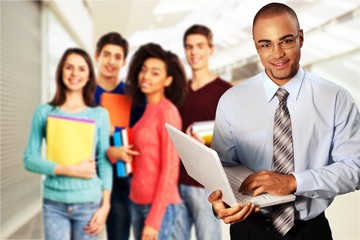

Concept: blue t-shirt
[[94, 82, 126, 104]]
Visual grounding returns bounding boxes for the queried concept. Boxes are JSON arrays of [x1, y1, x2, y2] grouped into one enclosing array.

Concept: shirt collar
[[263, 67, 305, 102]]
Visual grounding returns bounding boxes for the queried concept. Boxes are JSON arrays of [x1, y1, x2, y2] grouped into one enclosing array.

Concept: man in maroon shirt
[[171, 24, 232, 240]]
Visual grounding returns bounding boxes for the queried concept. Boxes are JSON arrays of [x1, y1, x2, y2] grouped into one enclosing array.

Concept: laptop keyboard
[[224, 168, 272, 204]]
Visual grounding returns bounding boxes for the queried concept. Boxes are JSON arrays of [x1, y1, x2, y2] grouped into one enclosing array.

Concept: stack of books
[[101, 92, 133, 177], [112, 127, 133, 177], [192, 120, 215, 145]]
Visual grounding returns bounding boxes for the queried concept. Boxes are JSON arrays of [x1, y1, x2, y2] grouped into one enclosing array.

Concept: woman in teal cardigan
[[23, 48, 112, 240]]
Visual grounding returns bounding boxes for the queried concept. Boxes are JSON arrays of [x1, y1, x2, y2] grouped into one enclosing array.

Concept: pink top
[[130, 98, 181, 230]]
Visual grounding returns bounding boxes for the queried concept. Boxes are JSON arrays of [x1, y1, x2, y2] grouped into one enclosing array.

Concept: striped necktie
[[272, 88, 295, 236]]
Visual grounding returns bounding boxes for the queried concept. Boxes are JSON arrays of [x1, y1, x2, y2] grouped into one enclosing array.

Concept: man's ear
[[299, 29, 304, 48], [121, 59, 126, 68], [208, 46, 214, 56], [253, 40, 260, 54]]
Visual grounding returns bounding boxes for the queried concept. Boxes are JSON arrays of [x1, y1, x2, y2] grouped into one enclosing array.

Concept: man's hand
[[208, 190, 259, 224], [239, 171, 297, 196], [185, 125, 205, 144]]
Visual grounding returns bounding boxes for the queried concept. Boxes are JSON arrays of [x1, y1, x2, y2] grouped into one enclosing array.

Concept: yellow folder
[[46, 115, 96, 165]]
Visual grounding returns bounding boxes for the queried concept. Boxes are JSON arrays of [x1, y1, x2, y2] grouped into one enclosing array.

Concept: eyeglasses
[[256, 32, 301, 53]]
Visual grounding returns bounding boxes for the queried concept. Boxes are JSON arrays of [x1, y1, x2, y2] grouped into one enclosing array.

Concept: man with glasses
[[208, 2, 360, 240]]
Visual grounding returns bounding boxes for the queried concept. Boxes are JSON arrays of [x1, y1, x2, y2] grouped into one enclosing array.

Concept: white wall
[[327, 192, 360, 240], [1, 1, 94, 238], [45, 0, 93, 51]]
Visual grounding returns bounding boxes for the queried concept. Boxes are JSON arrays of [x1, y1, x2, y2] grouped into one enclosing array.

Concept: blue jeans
[[131, 202, 179, 240], [171, 184, 221, 240], [43, 198, 100, 240], [106, 176, 131, 240]]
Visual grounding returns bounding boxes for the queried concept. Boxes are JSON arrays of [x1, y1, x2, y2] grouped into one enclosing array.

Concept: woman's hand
[[83, 203, 110, 236], [84, 190, 111, 236], [141, 224, 158, 240], [55, 159, 96, 178], [107, 145, 140, 164]]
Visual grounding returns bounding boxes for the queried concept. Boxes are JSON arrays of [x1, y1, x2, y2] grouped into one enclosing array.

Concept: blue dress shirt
[[212, 67, 360, 220]]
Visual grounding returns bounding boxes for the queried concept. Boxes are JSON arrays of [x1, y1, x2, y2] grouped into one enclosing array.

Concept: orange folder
[[100, 93, 132, 128]]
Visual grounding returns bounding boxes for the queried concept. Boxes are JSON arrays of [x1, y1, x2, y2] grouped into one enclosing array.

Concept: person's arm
[[84, 108, 113, 235], [293, 90, 360, 198], [144, 110, 181, 233], [95, 108, 113, 192], [211, 96, 241, 167], [23, 105, 57, 175]]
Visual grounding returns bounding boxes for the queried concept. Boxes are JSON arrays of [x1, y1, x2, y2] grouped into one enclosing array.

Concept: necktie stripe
[[272, 88, 295, 236]]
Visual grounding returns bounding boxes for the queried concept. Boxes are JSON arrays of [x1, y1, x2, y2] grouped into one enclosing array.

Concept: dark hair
[[96, 32, 129, 58], [183, 24, 213, 47], [252, 3, 300, 34], [49, 48, 96, 107], [126, 43, 187, 108]]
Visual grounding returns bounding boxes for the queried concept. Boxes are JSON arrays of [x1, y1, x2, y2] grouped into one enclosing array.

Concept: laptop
[[165, 123, 296, 207]]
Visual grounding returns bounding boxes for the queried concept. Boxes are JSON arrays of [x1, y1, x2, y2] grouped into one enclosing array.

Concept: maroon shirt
[[178, 77, 232, 187]]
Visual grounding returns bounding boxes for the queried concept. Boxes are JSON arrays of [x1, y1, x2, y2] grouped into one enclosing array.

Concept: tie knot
[[275, 88, 289, 102]]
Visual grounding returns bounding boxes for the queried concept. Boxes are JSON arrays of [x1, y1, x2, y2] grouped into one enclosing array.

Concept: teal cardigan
[[23, 104, 112, 203]]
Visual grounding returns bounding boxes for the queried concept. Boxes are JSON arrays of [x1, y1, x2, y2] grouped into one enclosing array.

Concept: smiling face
[[184, 34, 213, 72], [62, 53, 90, 92], [138, 57, 172, 103], [95, 44, 125, 80], [253, 13, 303, 85]]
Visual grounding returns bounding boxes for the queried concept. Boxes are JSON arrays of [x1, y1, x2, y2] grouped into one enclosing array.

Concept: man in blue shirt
[[208, 3, 360, 240], [94, 32, 143, 240]]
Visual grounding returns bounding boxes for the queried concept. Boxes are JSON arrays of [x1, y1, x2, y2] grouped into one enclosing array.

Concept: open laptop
[[165, 123, 296, 207]]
